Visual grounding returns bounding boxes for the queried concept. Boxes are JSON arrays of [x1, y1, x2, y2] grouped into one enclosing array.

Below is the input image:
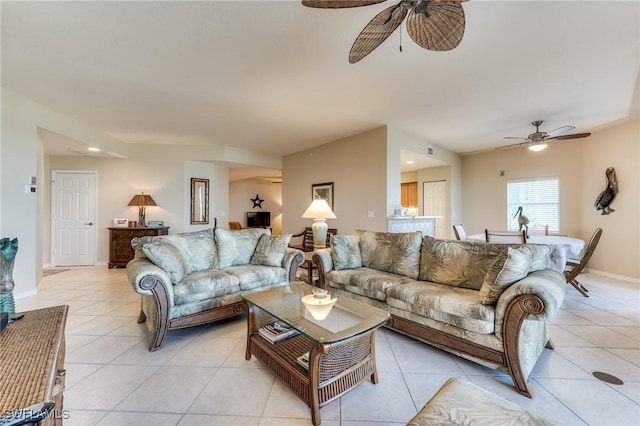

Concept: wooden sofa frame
[[136, 263, 300, 352]]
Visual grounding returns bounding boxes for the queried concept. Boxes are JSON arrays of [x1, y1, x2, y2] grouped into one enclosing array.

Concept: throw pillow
[[331, 235, 363, 270], [162, 235, 216, 272], [523, 244, 552, 272], [354, 229, 422, 279], [250, 234, 292, 267], [215, 227, 270, 268], [142, 241, 190, 283], [479, 247, 532, 305]]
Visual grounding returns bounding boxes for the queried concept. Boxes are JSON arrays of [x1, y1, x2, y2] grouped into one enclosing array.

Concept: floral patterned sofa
[[313, 229, 566, 397], [126, 227, 304, 351]]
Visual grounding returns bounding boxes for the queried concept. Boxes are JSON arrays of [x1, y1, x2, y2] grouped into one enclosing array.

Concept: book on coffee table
[[258, 321, 300, 344], [296, 352, 310, 370]]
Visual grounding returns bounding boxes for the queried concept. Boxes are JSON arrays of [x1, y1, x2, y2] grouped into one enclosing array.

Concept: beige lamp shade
[[302, 199, 336, 220], [128, 193, 157, 227]]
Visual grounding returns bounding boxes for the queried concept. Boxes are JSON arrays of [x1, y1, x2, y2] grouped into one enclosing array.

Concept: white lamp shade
[[301, 289, 337, 321], [302, 199, 336, 219]]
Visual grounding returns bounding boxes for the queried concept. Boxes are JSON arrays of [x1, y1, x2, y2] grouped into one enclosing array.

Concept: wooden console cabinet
[[108, 226, 169, 268], [0, 305, 68, 425]]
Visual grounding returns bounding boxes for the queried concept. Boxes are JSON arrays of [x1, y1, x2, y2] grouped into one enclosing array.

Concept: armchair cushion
[[330, 235, 362, 270], [215, 228, 270, 268], [479, 247, 531, 305], [142, 241, 190, 283], [355, 229, 422, 279], [251, 234, 292, 267]]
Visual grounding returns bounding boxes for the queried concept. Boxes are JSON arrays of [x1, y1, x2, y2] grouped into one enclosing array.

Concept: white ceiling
[[3, 1, 639, 176]]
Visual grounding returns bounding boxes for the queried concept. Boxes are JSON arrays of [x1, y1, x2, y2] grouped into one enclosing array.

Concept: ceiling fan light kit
[[501, 120, 592, 152], [302, 0, 469, 63]]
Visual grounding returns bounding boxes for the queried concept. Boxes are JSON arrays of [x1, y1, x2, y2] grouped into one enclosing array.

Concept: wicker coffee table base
[[245, 305, 381, 426]]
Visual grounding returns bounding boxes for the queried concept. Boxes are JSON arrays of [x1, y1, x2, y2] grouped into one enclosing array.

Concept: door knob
[[84, 222, 93, 226]]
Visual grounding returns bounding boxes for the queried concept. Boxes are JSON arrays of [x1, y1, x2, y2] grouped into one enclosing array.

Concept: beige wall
[[462, 117, 639, 280], [282, 127, 389, 236], [229, 179, 283, 234]]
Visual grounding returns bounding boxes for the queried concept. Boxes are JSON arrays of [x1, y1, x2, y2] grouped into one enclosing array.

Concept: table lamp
[[128, 192, 157, 227], [302, 199, 336, 250], [301, 288, 337, 321]]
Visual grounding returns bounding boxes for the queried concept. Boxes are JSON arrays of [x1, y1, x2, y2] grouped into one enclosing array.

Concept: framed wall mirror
[[190, 178, 209, 225]]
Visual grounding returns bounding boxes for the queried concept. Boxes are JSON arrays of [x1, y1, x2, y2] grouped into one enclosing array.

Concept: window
[[507, 177, 559, 233]]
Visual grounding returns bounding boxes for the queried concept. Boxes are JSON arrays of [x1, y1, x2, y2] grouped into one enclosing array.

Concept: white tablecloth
[[466, 234, 585, 272]]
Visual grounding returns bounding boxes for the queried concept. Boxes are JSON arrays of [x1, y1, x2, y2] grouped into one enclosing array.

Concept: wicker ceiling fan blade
[[503, 137, 529, 141], [406, 1, 465, 51], [302, 0, 387, 9], [349, 4, 408, 63], [545, 125, 575, 138], [547, 132, 592, 141]]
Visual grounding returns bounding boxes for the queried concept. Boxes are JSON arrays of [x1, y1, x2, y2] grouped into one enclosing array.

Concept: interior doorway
[[51, 171, 98, 266], [423, 180, 447, 239]]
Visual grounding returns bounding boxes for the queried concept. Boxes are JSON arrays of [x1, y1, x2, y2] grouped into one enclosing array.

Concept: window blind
[[507, 177, 560, 233]]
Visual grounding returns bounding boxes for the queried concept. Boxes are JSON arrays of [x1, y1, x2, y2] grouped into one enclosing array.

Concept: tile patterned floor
[[16, 267, 640, 425]]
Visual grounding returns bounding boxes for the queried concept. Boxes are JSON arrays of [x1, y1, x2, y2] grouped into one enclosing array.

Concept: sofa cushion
[[250, 234, 292, 267], [355, 230, 422, 279], [160, 235, 217, 272], [131, 228, 215, 262], [326, 267, 415, 301], [420, 237, 515, 290], [173, 270, 240, 305], [222, 264, 288, 291], [479, 247, 532, 305], [142, 241, 190, 283], [215, 228, 270, 268], [386, 281, 495, 334], [331, 235, 363, 270]]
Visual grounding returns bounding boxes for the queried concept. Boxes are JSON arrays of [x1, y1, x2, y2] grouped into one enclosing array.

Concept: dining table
[[465, 233, 585, 272]]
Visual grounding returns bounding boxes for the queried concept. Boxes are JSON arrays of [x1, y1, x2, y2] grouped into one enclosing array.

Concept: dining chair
[[453, 224, 466, 240], [484, 229, 526, 244], [228, 221, 243, 230], [528, 225, 549, 236], [564, 228, 603, 297]]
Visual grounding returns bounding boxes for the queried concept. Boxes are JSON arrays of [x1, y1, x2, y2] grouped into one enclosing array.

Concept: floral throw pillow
[[250, 234, 292, 267], [142, 241, 190, 283], [215, 228, 270, 268], [479, 247, 532, 305], [331, 235, 363, 270]]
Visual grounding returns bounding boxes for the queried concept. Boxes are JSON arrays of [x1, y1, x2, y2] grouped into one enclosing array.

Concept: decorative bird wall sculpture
[[514, 206, 529, 235], [594, 167, 618, 215]]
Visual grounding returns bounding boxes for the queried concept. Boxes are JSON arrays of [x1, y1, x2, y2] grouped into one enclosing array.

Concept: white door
[[52, 171, 97, 266], [423, 180, 447, 239]]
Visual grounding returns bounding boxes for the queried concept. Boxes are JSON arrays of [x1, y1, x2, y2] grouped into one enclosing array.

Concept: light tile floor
[[16, 267, 640, 425]]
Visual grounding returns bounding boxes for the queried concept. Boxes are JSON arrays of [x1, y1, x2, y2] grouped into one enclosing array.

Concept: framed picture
[[312, 182, 334, 210], [148, 220, 164, 227], [113, 218, 128, 227]]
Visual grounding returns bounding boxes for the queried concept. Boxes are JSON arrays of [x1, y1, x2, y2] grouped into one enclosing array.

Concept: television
[[246, 211, 271, 228]]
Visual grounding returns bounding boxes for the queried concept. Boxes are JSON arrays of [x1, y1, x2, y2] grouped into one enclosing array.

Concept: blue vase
[[0, 237, 18, 314]]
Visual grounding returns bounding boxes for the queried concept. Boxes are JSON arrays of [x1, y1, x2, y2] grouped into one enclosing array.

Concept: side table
[[108, 226, 169, 268], [0, 305, 68, 425]]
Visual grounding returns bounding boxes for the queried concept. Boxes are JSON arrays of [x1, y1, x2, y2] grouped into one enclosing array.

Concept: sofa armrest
[[282, 248, 305, 281], [496, 269, 566, 321], [126, 258, 175, 308], [312, 249, 333, 289]]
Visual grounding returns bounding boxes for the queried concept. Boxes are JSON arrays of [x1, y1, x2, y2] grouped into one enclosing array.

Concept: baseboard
[[14, 289, 38, 300], [585, 268, 640, 285]]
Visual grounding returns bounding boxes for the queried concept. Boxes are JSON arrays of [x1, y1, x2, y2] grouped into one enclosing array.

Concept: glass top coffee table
[[243, 282, 390, 426]]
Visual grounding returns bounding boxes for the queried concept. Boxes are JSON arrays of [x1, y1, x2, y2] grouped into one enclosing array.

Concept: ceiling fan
[[302, 0, 468, 63], [501, 120, 591, 151]]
